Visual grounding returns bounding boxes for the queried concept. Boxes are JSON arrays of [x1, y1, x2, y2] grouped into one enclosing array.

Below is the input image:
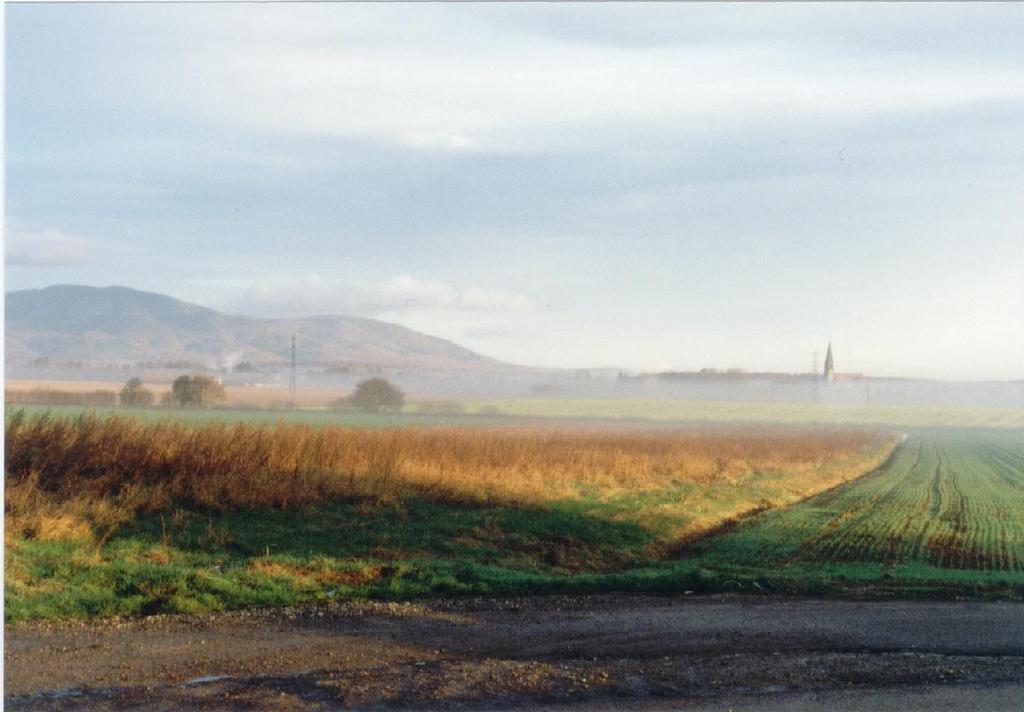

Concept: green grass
[[5, 499, 658, 622], [9, 398, 1022, 430]]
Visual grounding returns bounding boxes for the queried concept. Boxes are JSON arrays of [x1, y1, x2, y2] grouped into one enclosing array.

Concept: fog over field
[[5, 285, 1023, 413]]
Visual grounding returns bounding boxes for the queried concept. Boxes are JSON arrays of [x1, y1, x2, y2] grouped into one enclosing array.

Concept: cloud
[[5, 223, 92, 266], [192, 41, 1022, 154], [463, 325, 519, 340], [111, 5, 1021, 154], [225, 275, 534, 318]]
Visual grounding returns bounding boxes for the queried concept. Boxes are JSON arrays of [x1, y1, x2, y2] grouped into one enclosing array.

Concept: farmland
[[5, 409, 893, 621], [4, 403, 505, 429], [461, 398, 1024, 429], [692, 429, 1024, 589], [7, 395, 1024, 430], [4, 407, 1023, 625]]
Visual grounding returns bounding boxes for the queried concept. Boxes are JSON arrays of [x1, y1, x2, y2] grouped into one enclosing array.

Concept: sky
[[5, 3, 1023, 380]]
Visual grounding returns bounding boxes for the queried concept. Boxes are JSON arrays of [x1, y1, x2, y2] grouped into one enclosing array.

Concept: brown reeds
[[4, 410, 896, 543]]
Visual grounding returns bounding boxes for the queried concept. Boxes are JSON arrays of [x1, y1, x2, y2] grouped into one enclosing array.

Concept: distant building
[[823, 342, 835, 382]]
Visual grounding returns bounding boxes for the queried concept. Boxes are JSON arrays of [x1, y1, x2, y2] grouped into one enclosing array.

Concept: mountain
[[5, 285, 509, 371]]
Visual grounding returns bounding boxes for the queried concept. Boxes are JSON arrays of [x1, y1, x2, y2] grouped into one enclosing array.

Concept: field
[[6, 379, 341, 409], [5, 408, 1023, 624], [5, 409, 893, 622], [692, 429, 1024, 589], [7, 397, 1024, 431], [461, 398, 1024, 429], [6, 378, 1024, 429], [5, 403, 505, 429]]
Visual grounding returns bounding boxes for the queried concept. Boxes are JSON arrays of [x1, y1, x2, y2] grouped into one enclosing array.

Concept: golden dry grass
[[6, 379, 127, 392], [247, 559, 386, 587], [5, 410, 896, 545]]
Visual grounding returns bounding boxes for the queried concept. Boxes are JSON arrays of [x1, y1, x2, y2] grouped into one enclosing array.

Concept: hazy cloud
[[225, 275, 534, 318], [5, 224, 92, 267], [78, 5, 1015, 154], [188, 38, 1023, 154], [464, 325, 519, 340]]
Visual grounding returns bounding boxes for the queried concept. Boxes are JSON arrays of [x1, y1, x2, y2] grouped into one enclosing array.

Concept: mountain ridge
[[5, 284, 511, 371]]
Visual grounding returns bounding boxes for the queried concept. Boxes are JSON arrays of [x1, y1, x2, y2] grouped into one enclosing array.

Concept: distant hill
[[5, 285, 509, 371]]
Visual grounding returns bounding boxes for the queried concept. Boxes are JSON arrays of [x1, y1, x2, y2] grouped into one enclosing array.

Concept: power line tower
[[289, 334, 297, 393]]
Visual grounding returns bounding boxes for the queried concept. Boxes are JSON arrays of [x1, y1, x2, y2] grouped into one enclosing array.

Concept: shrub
[[119, 378, 155, 407], [350, 378, 404, 412], [170, 374, 226, 407]]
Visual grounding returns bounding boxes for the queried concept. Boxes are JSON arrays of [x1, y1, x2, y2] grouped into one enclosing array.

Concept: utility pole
[[290, 334, 297, 393]]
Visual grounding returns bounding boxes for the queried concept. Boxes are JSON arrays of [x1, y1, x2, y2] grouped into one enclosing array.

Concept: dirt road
[[6, 595, 1024, 710]]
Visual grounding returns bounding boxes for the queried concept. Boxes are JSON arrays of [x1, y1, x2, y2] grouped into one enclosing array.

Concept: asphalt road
[[6, 594, 1024, 710]]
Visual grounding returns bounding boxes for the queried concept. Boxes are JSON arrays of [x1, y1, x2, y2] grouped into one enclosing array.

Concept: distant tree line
[[9, 374, 404, 413]]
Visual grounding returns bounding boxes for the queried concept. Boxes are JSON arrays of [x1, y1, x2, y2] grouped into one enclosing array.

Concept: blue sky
[[5, 3, 1022, 379]]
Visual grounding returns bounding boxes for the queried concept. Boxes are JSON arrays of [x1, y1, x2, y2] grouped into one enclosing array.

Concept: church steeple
[[823, 342, 835, 382]]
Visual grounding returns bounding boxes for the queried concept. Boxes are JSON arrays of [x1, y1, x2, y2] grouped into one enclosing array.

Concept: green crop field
[[691, 429, 1024, 592], [463, 399, 1024, 430], [7, 398, 1023, 430]]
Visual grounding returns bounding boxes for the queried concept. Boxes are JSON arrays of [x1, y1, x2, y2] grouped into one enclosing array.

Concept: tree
[[119, 377, 155, 407], [349, 378, 404, 412], [170, 374, 226, 407]]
